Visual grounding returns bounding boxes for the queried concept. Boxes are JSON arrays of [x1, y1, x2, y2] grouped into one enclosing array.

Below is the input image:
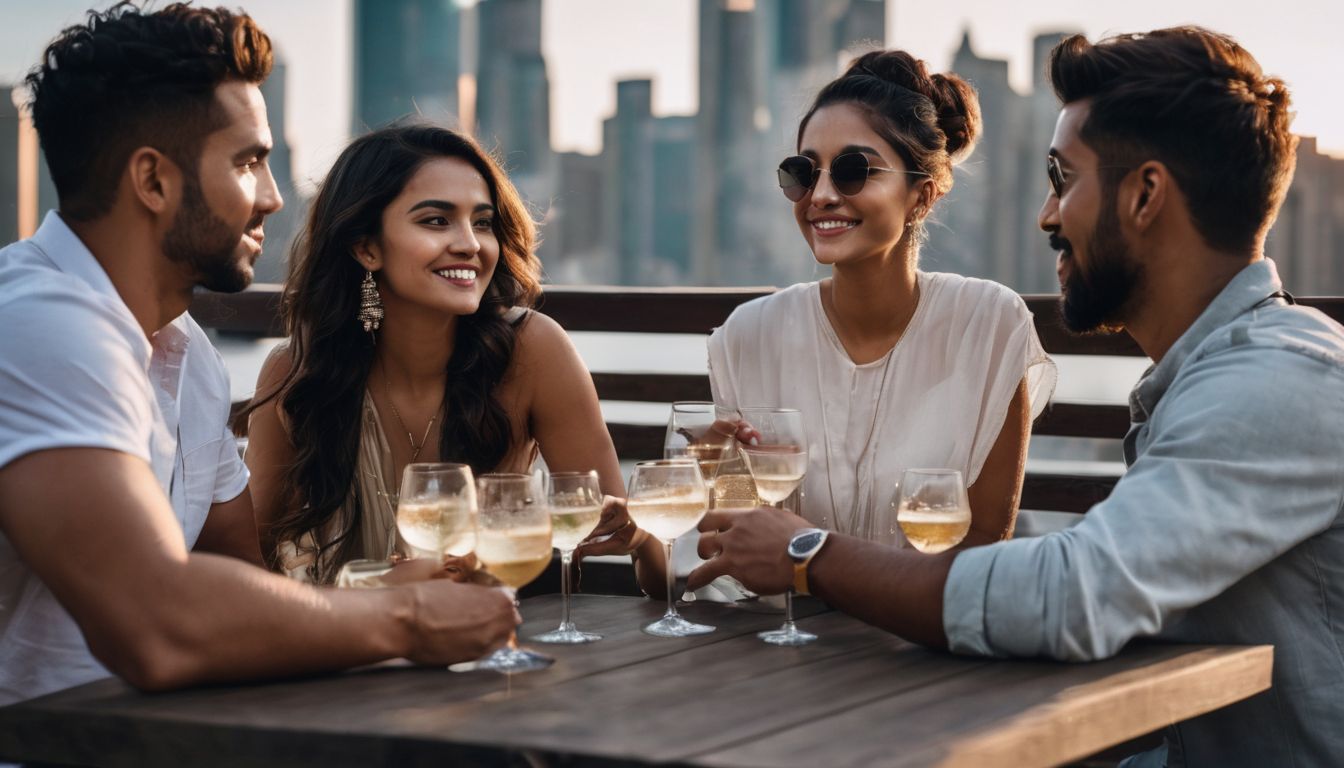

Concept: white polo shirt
[[0, 211, 248, 704]]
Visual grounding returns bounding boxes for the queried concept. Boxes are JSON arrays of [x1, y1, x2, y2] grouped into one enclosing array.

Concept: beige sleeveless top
[[282, 344, 542, 582], [280, 393, 407, 582]]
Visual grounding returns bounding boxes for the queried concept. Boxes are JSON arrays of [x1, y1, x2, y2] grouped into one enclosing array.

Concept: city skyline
[[3, 0, 1341, 194], [3, 0, 1341, 293]]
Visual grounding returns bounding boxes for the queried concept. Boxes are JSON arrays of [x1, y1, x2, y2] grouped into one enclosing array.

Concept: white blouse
[[707, 271, 1057, 542]]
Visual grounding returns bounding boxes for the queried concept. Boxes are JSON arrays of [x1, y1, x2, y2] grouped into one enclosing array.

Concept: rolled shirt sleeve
[[944, 342, 1344, 661]]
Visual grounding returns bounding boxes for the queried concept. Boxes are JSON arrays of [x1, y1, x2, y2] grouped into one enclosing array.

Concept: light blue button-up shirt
[[944, 259, 1344, 767]]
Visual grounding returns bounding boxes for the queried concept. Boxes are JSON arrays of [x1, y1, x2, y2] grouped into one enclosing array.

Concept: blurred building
[[255, 58, 305, 284], [1268, 136, 1344, 294], [2, 87, 20, 245], [353, 0, 463, 132], [475, 0, 551, 178]]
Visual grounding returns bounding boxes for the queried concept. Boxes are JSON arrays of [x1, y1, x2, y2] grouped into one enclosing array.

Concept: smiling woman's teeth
[[436, 268, 476, 280], [815, 220, 855, 230]]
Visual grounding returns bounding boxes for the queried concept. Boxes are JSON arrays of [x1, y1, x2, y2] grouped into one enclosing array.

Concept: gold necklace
[[378, 359, 443, 463]]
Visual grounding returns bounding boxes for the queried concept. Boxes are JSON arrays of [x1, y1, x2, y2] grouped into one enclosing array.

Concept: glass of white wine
[[395, 462, 478, 564], [532, 471, 604, 645], [451, 473, 554, 674], [664, 402, 740, 491], [738, 407, 817, 647], [895, 469, 971, 554], [626, 459, 713, 637]]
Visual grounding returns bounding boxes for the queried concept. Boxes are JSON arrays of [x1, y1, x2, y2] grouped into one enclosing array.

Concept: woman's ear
[[352, 238, 382, 271]]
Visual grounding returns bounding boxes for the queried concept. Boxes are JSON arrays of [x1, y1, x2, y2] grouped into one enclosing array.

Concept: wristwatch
[[787, 528, 829, 596]]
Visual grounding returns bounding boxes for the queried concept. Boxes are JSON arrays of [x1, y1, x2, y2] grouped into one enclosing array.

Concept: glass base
[[449, 645, 554, 674], [532, 623, 603, 644], [643, 613, 715, 638], [758, 622, 817, 646]]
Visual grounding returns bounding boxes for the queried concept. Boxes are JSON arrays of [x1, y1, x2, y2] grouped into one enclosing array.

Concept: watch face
[[789, 530, 825, 559]]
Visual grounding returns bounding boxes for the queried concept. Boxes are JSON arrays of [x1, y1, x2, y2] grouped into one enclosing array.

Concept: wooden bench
[[194, 284, 1344, 516]]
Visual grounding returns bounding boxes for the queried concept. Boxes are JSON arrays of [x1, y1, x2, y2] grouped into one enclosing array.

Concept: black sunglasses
[[777, 153, 929, 202], [1047, 154, 1133, 198]]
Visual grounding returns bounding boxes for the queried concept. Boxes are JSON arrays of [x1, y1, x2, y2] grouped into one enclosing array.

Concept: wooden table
[[0, 595, 1272, 768]]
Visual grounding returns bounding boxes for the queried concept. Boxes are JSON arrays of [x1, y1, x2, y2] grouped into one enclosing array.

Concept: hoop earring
[[358, 271, 384, 332]]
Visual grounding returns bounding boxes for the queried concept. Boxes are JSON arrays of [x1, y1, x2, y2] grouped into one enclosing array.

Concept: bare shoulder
[[513, 309, 582, 368], [255, 342, 296, 397]]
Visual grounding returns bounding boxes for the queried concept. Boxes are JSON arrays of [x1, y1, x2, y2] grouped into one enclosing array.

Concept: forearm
[[84, 552, 415, 690], [807, 536, 955, 649], [632, 535, 668, 597]]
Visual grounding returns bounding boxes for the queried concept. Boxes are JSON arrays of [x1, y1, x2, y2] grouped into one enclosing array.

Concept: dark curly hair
[[25, 1, 273, 221], [1049, 27, 1297, 252], [246, 124, 541, 579], [799, 49, 982, 200]]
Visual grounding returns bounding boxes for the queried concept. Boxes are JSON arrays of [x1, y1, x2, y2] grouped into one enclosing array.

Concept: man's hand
[[686, 507, 812, 594], [400, 581, 519, 665], [572, 496, 651, 560]]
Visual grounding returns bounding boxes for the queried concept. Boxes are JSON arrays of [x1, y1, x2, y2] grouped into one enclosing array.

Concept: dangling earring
[[358, 270, 383, 332]]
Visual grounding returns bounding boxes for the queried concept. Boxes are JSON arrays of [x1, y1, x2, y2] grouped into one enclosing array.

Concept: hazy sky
[[3, 0, 1341, 191]]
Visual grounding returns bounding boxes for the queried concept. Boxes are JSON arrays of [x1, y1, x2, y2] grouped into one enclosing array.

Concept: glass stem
[[664, 539, 678, 616], [784, 590, 796, 628], [559, 549, 573, 629]]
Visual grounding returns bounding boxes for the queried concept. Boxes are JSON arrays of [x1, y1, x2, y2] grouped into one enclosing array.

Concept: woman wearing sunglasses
[[708, 51, 1056, 546]]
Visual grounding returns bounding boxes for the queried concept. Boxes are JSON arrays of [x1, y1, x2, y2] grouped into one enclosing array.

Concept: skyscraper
[[695, 0, 773, 284], [603, 79, 655, 285], [933, 29, 1029, 284], [475, 0, 551, 178], [2, 87, 20, 245], [1268, 136, 1344, 294], [255, 57, 303, 284], [352, 0, 462, 133]]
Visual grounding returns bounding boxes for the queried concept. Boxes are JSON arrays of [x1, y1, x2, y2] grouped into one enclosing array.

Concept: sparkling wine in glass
[[451, 473, 554, 674], [626, 459, 712, 637], [395, 463, 478, 562], [895, 469, 971, 554], [532, 471, 604, 644], [739, 407, 817, 647]]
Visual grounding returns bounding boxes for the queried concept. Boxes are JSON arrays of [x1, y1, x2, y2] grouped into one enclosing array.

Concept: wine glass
[[532, 471, 604, 644], [664, 401, 740, 487], [626, 459, 713, 637], [895, 469, 971, 554], [738, 407, 816, 647], [451, 473, 554, 673], [395, 463, 478, 563]]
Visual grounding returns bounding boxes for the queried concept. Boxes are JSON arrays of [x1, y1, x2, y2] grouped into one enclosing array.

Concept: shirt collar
[[28, 210, 122, 305], [31, 210, 195, 351], [1130, 259, 1284, 420]]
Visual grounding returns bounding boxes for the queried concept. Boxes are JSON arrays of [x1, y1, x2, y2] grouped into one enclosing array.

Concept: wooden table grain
[[0, 594, 1272, 768]]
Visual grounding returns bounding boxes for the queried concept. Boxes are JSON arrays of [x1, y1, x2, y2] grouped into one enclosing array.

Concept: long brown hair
[[249, 124, 540, 578]]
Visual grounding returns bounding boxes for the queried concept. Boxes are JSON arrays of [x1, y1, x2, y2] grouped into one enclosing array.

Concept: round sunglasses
[[777, 152, 929, 202]]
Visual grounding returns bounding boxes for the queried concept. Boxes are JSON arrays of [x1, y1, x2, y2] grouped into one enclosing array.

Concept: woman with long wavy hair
[[245, 124, 664, 590]]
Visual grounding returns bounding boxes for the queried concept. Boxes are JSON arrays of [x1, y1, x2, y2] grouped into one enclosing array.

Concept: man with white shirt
[[0, 3, 515, 705], [690, 27, 1344, 766]]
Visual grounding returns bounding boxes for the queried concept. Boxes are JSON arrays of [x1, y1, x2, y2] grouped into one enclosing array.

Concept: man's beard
[[1053, 199, 1142, 334], [163, 174, 256, 294]]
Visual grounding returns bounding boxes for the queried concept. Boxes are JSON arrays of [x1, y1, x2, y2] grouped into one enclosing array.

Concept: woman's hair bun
[[845, 50, 982, 161]]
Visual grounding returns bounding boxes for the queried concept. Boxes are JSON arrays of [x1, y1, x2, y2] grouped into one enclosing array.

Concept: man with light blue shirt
[[691, 26, 1343, 766], [0, 3, 515, 706]]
